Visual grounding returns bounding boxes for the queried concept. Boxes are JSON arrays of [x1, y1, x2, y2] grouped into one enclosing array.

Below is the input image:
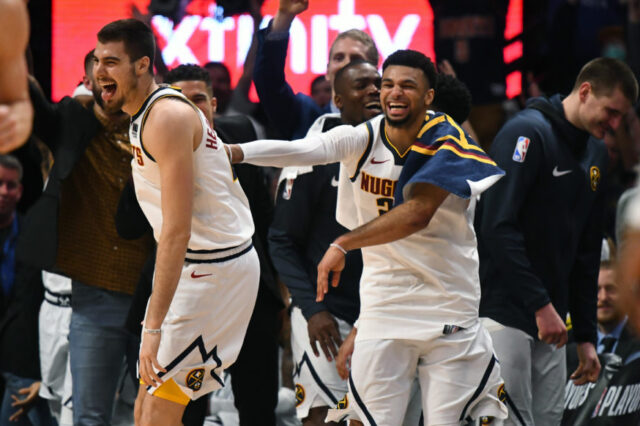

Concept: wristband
[[143, 327, 162, 334], [329, 242, 347, 255]]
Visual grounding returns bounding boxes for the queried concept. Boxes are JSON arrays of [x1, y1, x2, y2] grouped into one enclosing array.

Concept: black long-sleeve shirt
[[269, 162, 362, 324], [475, 95, 607, 344]]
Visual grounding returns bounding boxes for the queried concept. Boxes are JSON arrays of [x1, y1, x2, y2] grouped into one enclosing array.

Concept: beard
[[91, 84, 126, 115], [384, 112, 412, 128], [90, 67, 136, 115], [383, 104, 425, 129]]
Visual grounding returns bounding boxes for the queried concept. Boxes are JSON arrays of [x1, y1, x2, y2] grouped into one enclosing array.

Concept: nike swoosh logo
[[331, 176, 339, 187], [371, 158, 389, 164], [552, 166, 572, 177], [191, 272, 213, 279]]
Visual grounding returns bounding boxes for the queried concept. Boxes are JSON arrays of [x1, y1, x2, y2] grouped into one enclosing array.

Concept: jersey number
[[132, 146, 144, 166], [377, 197, 393, 216]]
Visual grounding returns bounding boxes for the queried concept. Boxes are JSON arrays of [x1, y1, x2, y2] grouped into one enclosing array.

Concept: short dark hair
[[0, 155, 23, 181], [334, 59, 374, 94], [331, 30, 379, 66], [165, 64, 213, 95], [310, 75, 328, 94], [203, 62, 231, 82], [574, 57, 638, 103], [97, 19, 155, 75], [432, 74, 472, 124], [382, 50, 436, 90], [83, 49, 95, 76]]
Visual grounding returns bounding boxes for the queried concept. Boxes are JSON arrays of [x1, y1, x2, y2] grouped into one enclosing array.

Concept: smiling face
[[334, 63, 381, 126], [597, 267, 624, 328], [93, 40, 147, 114], [380, 65, 434, 128], [578, 83, 632, 140]]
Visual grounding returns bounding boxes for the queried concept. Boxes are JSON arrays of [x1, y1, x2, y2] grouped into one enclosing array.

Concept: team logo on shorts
[[185, 368, 205, 391], [497, 383, 507, 403], [295, 384, 305, 406], [337, 394, 349, 409], [590, 166, 601, 191], [512, 136, 530, 163]]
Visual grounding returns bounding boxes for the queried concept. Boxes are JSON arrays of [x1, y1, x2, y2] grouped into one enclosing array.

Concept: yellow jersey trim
[[417, 114, 446, 139], [141, 378, 190, 406], [411, 142, 498, 166], [383, 126, 411, 158]]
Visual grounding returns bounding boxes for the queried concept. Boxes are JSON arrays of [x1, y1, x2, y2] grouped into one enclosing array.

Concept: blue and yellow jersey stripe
[[411, 113, 497, 165], [393, 111, 504, 204]]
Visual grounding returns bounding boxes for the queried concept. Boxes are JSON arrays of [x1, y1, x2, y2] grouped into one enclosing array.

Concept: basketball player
[[94, 19, 259, 425], [228, 50, 507, 425], [270, 60, 380, 425], [0, 0, 32, 153]]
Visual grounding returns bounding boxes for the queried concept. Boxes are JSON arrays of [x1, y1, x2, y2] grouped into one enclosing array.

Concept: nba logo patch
[[132, 123, 139, 137], [282, 178, 294, 200], [512, 136, 530, 163]]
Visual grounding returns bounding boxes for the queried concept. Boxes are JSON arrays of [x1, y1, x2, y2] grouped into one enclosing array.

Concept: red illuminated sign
[[52, 0, 434, 101], [51, 0, 521, 102]]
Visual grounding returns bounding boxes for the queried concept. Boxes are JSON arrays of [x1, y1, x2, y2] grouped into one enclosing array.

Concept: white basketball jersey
[[129, 87, 254, 256], [241, 113, 490, 341], [334, 115, 483, 342]]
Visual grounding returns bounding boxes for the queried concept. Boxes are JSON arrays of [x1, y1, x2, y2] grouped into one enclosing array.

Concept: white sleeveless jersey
[[129, 87, 254, 256], [241, 113, 497, 340], [334, 115, 482, 341]]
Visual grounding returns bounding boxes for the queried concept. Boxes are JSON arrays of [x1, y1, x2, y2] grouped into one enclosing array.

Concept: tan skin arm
[[618, 229, 640, 333], [271, 0, 309, 33], [316, 182, 449, 301], [0, 0, 32, 153], [137, 99, 201, 387]]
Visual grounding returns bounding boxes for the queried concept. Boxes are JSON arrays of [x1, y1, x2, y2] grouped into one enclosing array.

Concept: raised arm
[[0, 0, 32, 152], [253, 0, 323, 139], [137, 100, 199, 387]]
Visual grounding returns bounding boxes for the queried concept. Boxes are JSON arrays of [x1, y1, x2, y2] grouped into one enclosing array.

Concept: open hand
[[317, 245, 345, 302], [8, 381, 41, 422], [308, 311, 343, 362], [139, 331, 166, 387]]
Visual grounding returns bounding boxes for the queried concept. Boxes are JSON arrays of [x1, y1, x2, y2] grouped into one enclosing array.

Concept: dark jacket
[[0, 216, 44, 379], [267, 115, 361, 324], [476, 94, 608, 344], [269, 159, 362, 324], [16, 81, 101, 269], [253, 23, 331, 140]]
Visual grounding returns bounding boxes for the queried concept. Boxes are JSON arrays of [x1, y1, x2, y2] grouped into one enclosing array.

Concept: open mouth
[[101, 82, 118, 102], [365, 101, 382, 114], [387, 102, 408, 115]]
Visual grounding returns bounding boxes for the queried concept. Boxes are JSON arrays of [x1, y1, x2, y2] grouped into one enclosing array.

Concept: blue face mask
[[602, 43, 626, 61]]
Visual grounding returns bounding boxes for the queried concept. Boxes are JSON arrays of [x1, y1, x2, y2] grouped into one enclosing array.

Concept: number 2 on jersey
[[377, 197, 393, 215]]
